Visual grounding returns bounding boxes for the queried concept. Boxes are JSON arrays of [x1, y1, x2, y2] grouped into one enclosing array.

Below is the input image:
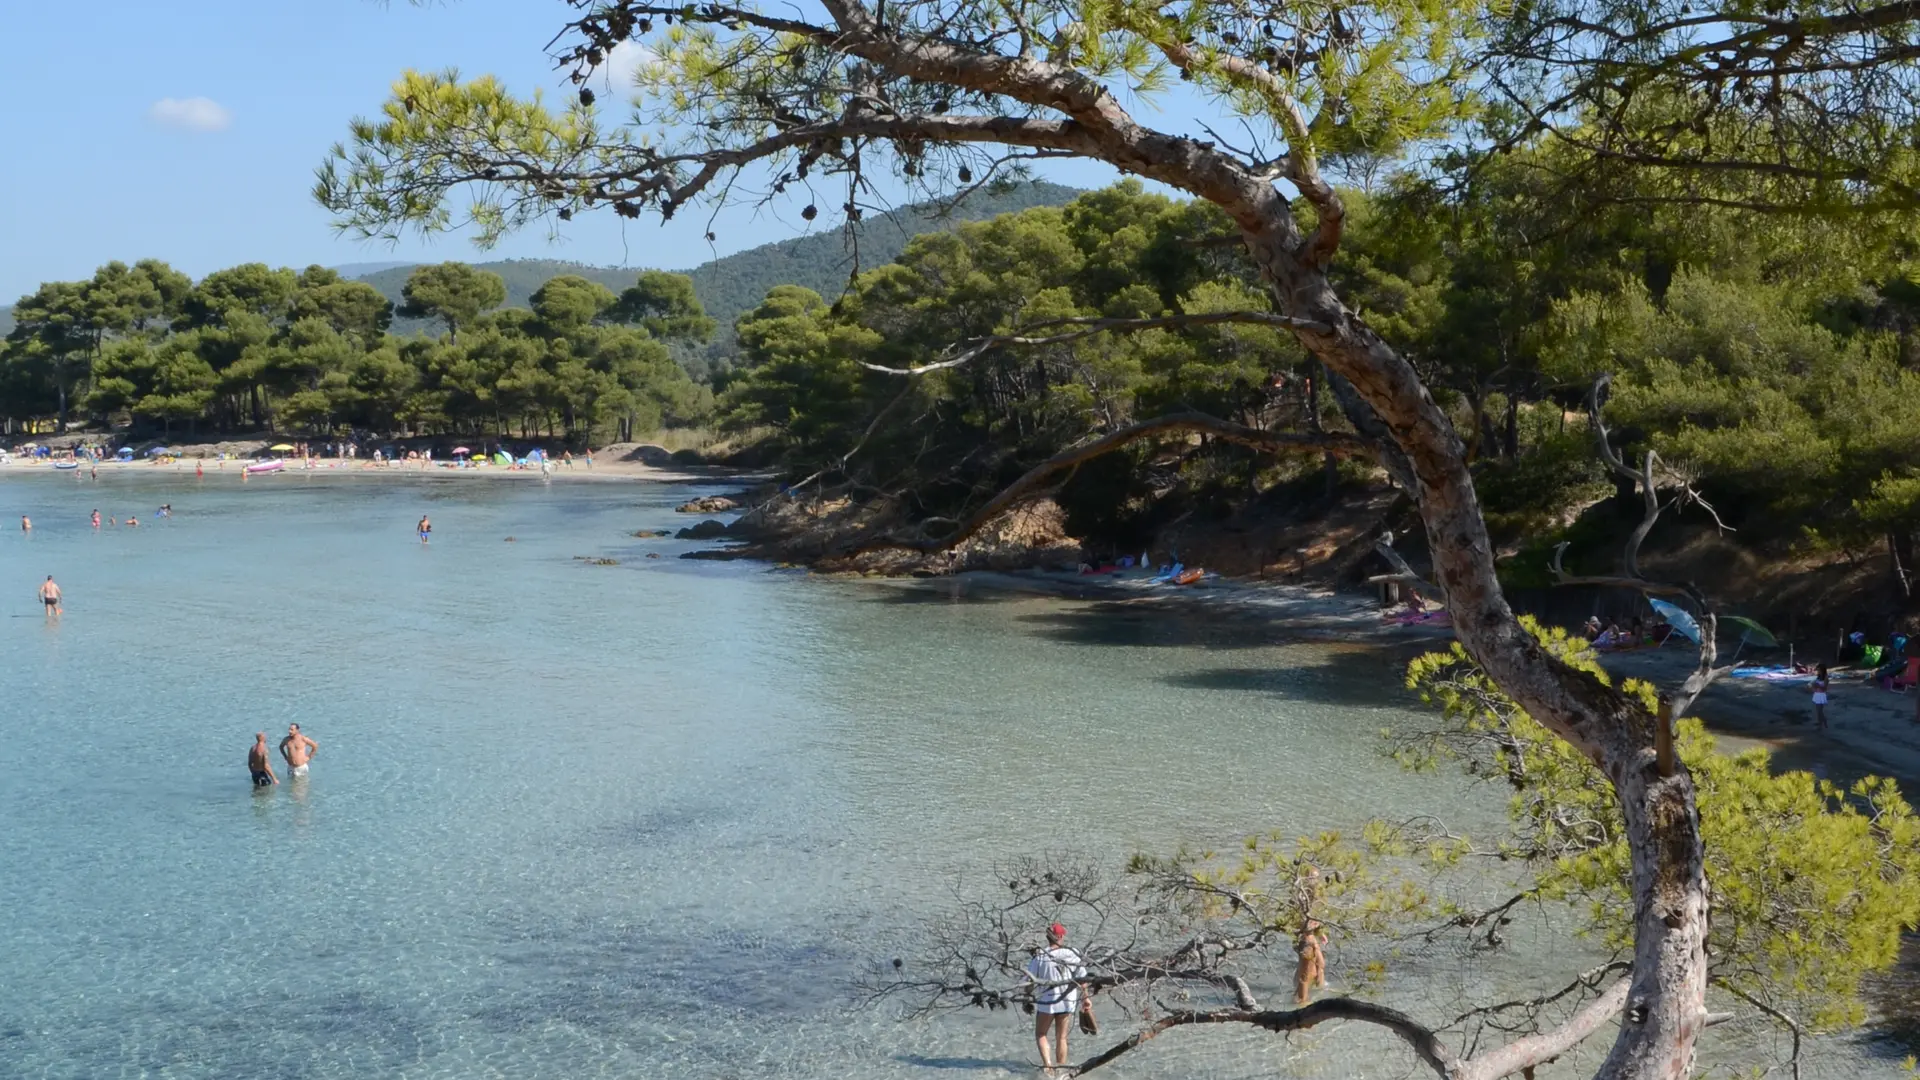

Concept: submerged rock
[[676, 495, 738, 514]]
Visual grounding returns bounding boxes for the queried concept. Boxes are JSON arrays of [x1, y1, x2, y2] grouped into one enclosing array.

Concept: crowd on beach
[[3, 438, 597, 473]]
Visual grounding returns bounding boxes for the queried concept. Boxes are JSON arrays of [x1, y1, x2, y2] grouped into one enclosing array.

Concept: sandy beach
[[0, 441, 748, 486]]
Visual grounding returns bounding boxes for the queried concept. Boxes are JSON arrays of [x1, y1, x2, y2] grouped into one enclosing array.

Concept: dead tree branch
[[1548, 375, 1738, 720]]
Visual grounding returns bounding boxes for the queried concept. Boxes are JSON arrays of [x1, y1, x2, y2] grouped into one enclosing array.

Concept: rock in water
[[676, 519, 731, 540], [675, 496, 738, 514]]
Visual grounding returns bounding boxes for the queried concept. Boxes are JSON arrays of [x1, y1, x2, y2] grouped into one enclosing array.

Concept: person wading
[[37, 575, 60, 618], [280, 723, 317, 778], [247, 733, 277, 787], [1024, 922, 1090, 1075]]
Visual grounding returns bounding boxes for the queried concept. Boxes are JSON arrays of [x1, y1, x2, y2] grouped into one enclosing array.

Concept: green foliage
[[609, 271, 715, 344], [708, 182, 1315, 512], [1543, 269, 1920, 541], [1406, 623, 1920, 1031], [345, 182, 1082, 349], [0, 254, 700, 442], [397, 261, 507, 342]]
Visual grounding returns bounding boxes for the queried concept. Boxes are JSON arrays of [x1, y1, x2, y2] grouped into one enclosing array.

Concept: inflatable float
[[52, 461, 79, 471], [244, 460, 285, 474]]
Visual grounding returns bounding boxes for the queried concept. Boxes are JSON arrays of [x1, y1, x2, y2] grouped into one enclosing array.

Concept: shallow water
[[0, 470, 1903, 1078]]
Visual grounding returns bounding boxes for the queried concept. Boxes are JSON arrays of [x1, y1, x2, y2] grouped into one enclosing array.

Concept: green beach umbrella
[[1721, 615, 1778, 647]]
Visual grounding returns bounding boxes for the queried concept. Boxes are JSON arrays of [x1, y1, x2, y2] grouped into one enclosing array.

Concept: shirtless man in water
[[248, 733, 277, 786], [280, 723, 317, 778], [38, 575, 61, 618]]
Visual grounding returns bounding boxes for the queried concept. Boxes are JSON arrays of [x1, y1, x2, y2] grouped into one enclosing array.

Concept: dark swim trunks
[[251, 770, 272, 787]]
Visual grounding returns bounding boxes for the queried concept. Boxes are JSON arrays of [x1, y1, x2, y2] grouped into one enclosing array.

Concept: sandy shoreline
[[863, 566, 1920, 788], [0, 455, 750, 486]]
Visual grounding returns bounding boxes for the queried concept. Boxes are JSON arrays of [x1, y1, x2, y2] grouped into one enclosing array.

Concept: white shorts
[[1036, 997, 1077, 1016], [290, 763, 309, 777], [1812, 694, 1829, 706]]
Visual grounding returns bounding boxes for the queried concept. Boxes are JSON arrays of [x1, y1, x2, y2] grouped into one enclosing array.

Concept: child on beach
[[1812, 665, 1830, 730]]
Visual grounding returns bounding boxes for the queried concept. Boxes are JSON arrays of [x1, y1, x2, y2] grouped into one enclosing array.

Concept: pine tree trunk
[[1236, 207, 1709, 1080]]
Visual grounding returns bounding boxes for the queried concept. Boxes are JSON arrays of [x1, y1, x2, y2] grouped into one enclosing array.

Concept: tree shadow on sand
[[1157, 648, 1418, 711]]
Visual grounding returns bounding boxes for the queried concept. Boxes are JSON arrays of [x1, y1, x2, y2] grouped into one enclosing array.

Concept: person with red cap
[[1024, 922, 1088, 1073]]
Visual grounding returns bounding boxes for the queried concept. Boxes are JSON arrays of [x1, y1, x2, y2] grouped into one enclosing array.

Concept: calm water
[[0, 470, 1901, 1078]]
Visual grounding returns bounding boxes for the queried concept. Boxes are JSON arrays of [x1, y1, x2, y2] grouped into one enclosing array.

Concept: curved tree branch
[[858, 310, 1334, 376], [1550, 374, 1738, 720], [1065, 997, 1461, 1079], [854, 412, 1371, 555]]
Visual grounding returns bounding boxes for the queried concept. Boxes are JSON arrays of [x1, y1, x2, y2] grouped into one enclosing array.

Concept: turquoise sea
[[0, 470, 1904, 1078]]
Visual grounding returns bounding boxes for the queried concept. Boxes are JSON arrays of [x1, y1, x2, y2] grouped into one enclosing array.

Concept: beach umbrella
[[269, 443, 295, 452], [1721, 615, 1779, 647], [146, 446, 171, 456], [452, 446, 471, 456], [1648, 597, 1701, 645]]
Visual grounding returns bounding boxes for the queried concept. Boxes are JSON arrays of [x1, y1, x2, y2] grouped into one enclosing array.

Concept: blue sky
[[0, 0, 1169, 302]]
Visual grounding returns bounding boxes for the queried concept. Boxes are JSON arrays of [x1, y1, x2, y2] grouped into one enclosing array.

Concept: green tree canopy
[[397, 261, 506, 342]]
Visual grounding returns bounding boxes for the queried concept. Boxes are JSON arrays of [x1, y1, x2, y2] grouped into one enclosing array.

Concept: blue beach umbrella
[[146, 446, 171, 456], [1648, 598, 1701, 645]]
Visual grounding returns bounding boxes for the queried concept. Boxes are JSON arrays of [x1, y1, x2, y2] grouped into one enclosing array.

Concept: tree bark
[[1229, 199, 1708, 1080]]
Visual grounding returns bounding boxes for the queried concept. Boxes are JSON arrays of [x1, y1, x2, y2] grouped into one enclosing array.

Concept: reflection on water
[[0, 472, 1906, 1077]]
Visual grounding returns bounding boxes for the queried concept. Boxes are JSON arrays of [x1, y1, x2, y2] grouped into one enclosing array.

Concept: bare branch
[[859, 310, 1333, 376], [1066, 997, 1461, 1079], [1714, 982, 1805, 1080], [1550, 374, 1740, 718]]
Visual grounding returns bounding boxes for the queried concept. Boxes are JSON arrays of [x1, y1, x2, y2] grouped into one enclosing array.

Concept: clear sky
[[0, 0, 1172, 302]]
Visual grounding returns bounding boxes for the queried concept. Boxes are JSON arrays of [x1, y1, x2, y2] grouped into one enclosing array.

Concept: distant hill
[[356, 180, 1082, 336], [329, 260, 418, 278]]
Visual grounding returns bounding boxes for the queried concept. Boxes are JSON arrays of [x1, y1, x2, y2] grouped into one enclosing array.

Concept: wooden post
[[1655, 696, 1675, 777]]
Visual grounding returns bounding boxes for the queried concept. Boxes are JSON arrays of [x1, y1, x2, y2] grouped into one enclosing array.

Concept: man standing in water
[[417, 515, 431, 544], [247, 733, 277, 787], [37, 575, 60, 618], [280, 723, 317, 778], [1024, 923, 1088, 1074]]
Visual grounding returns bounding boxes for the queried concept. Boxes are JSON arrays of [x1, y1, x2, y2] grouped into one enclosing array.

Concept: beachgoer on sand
[[1024, 923, 1091, 1074], [248, 733, 277, 787]]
